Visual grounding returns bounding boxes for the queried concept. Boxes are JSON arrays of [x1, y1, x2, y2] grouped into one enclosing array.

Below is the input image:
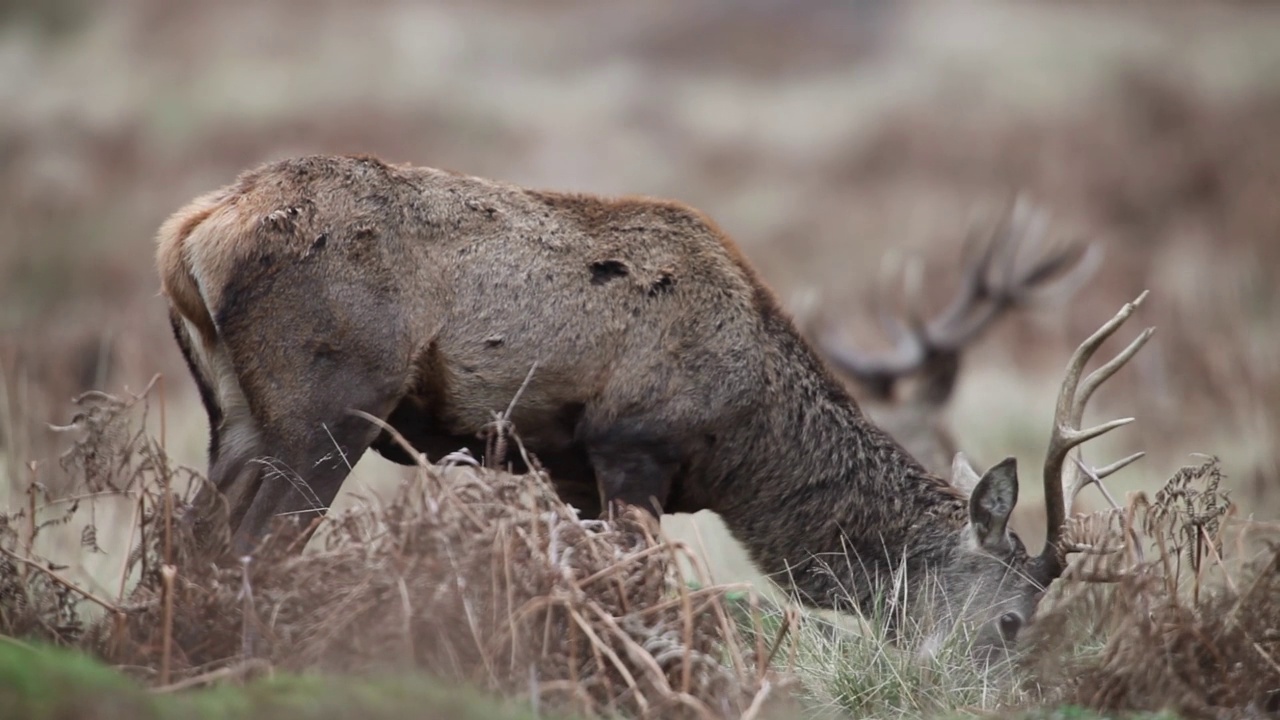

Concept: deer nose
[[998, 611, 1024, 641]]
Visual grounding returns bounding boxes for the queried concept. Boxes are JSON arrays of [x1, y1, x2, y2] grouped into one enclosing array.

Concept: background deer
[[157, 154, 1151, 659], [803, 199, 1099, 476]]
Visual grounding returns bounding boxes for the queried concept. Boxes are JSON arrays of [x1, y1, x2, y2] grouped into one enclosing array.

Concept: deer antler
[[818, 196, 1100, 403], [1031, 291, 1155, 585]]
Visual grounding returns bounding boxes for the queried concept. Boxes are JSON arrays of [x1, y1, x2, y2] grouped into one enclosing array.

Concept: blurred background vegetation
[[2, 0, 1278, 588]]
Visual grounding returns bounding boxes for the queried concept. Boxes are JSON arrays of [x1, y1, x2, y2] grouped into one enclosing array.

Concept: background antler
[[1032, 291, 1155, 584], [817, 196, 1101, 405]]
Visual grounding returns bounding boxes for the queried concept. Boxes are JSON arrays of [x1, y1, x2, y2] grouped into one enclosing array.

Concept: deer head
[[926, 290, 1153, 663]]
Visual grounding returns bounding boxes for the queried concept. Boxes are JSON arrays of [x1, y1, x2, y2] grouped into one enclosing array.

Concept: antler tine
[[1017, 241, 1100, 304], [927, 200, 1089, 350], [1065, 453, 1148, 569], [1006, 194, 1099, 300], [1093, 450, 1145, 481], [900, 254, 931, 340], [1034, 291, 1154, 583], [921, 204, 1013, 340], [816, 248, 934, 397], [993, 195, 1039, 295], [1072, 325, 1155, 430], [1063, 451, 1145, 515], [818, 197, 1094, 402], [1056, 290, 1152, 432], [871, 250, 906, 340], [928, 200, 1042, 344]]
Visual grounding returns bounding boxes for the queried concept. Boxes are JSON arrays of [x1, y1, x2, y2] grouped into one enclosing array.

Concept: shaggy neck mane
[[710, 316, 970, 614]]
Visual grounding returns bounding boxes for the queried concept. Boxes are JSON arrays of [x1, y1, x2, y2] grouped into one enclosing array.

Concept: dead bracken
[[1024, 457, 1280, 719], [1, 385, 784, 720], [1, 383, 1278, 720]]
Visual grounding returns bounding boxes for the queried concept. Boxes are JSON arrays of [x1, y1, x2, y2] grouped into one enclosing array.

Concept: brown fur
[[863, 372, 963, 478], [157, 155, 1044, 657]]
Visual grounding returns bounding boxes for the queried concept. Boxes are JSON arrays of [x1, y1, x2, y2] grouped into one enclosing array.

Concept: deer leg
[[369, 398, 604, 518], [230, 379, 403, 556], [583, 424, 682, 518], [217, 327, 412, 554], [537, 447, 602, 519]]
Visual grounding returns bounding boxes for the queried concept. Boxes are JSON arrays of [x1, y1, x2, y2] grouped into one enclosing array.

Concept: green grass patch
[[0, 641, 552, 720]]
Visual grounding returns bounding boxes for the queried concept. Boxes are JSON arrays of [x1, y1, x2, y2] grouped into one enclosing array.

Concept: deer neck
[[709, 349, 970, 615]]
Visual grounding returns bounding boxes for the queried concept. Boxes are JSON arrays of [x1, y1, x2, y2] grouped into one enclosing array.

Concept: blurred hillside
[[2, 0, 1279, 578]]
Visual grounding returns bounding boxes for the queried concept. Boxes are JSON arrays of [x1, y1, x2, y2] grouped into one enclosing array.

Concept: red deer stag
[[809, 199, 1100, 475], [157, 155, 1151, 658]]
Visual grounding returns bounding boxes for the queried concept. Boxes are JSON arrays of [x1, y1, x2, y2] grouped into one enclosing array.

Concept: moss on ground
[[1010, 708, 1181, 720], [0, 641, 548, 720]]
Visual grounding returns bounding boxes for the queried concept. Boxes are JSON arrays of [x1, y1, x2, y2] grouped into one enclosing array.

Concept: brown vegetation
[[1026, 458, 1280, 719], [3, 376, 1278, 720], [1, 385, 783, 719]]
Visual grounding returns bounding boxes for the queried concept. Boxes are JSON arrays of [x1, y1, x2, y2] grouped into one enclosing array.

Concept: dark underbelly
[[368, 396, 603, 518]]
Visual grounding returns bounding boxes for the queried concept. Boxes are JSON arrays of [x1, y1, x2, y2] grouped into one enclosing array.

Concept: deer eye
[[998, 612, 1023, 640]]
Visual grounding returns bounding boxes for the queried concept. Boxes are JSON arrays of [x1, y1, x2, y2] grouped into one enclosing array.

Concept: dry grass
[[769, 457, 1280, 720], [3, 382, 1279, 720], [1023, 458, 1280, 719], [0, 384, 787, 720], [2, 0, 1279, 525]]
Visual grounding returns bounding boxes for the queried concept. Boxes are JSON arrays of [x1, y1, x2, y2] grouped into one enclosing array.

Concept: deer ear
[[968, 456, 1019, 552], [950, 452, 982, 495]]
